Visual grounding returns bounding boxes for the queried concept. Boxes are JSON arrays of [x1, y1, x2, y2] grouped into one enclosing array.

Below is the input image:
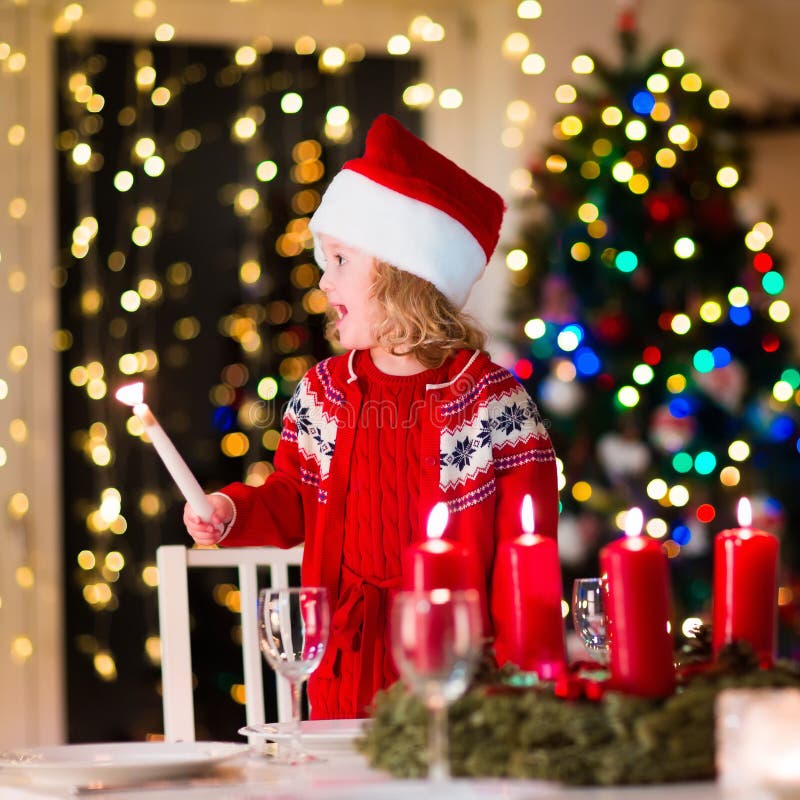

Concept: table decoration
[[115, 382, 216, 522], [712, 497, 779, 664], [599, 507, 675, 697], [491, 495, 566, 679], [403, 503, 476, 592], [359, 640, 800, 786]]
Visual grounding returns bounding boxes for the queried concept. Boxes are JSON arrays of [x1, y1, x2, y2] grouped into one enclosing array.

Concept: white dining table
[[0, 744, 735, 800]]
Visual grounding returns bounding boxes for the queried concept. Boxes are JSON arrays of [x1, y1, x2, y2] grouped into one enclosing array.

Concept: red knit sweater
[[218, 348, 559, 720], [314, 350, 452, 717]]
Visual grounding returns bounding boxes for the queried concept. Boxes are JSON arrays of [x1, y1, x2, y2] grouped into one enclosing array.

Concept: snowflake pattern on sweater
[[281, 354, 554, 508], [438, 383, 550, 490], [284, 380, 338, 485]]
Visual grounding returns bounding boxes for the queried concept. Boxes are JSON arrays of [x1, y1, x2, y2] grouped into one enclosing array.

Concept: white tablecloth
[[0, 747, 729, 800]]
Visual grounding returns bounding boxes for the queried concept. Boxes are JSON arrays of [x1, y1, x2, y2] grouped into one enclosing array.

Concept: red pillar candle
[[403, 503, 474, 591], [599, 508, 675, 698], [491, 495, 566, 679], [712, 497, 779, 663], [401, 504, 480, 675]]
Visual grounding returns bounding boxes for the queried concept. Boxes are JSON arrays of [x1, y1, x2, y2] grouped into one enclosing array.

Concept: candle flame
[[624, 507, 644, 538], [115, 382, 144, 407], [430, 588, 452, 605], [737, 497, 752, 528], [426, 502, 449, 540], [521, 493, 535, 534]]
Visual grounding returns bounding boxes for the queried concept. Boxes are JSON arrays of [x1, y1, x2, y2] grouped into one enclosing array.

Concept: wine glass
[[257, 587, 330, 763], [571, 578, 609, 665], [390, 589, 483, 783]]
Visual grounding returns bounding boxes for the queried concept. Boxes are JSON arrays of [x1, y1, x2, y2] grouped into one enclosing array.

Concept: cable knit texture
[[312, 350, 450, 718]]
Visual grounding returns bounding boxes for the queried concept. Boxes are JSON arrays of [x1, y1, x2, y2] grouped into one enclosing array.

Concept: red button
[[424, 456, 436, 467]]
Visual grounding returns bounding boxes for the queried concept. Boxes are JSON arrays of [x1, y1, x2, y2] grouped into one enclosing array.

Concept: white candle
[[115, 382, 214, 522]]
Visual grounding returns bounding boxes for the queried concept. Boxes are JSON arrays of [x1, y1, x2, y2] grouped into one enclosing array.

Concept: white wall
[[0, 0, 63, 748]]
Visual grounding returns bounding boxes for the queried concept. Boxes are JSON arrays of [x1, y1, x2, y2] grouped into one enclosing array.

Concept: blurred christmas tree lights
[[506, 29, 800, 649]]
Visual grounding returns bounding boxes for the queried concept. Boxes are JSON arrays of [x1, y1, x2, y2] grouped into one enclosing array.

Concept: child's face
[[317, 235, 382, 351]]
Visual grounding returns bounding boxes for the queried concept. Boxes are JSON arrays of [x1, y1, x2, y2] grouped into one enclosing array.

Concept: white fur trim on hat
[[308, 170, 487, 309]]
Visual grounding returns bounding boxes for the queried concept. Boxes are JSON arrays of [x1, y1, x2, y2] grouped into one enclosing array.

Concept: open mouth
[[332, 304, 348, 321]]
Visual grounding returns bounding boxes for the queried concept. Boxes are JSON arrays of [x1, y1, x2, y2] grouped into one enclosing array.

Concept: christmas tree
[[506, 24, 800, 650]]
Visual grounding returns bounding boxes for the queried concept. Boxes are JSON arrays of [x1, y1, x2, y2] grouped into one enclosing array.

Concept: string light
[[234, 45, 257, 67], [674, 237, 696, 259], [319, 46, 346, 72], [662, 48, 685, 68], [571, 481, 591, 502], [502, 32, 529, 59], [517, 1, 542, 19], [554, 85, 576, 104], [506, 249, 528, 271], [438, 88, 463, 109], [717, 166, 739, 188], [571, 55, 594, 74], [507, 99, 532, 122], [520, 52, 546, 75], [154, 23, 174, 42], [647, 74, 669, 93], [681, 73, 702, 92], [387, 35, 411, 56], [402, 82, 434, 108], [280, 92, 303, 113]]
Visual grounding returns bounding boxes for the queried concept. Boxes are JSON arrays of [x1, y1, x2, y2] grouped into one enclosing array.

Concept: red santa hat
[[309, 114, 506, 309]]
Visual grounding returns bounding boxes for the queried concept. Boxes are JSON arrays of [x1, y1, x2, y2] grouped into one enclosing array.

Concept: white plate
[[239, 719, 365, 750], [0, 741, 248, 787]]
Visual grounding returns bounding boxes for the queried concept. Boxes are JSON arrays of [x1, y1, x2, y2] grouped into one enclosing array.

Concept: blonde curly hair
[[325, 260, 486, 369]]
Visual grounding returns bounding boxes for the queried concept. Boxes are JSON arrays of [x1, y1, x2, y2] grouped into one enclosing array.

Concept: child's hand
[[183, 495, 232, 545]]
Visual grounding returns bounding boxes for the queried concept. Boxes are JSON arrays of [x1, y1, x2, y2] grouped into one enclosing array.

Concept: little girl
[[184, 114, 559, 719]]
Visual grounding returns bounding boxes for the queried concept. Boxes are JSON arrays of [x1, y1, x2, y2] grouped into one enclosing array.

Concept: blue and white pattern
[[495, 448, 555, 471], [439, 386, 549, 490], [439, 422, 492, 489], [300, 466, 329, 504], [438, 367, 509, 418], [446, 480, 496, 513], [285, 377, 338, 480]]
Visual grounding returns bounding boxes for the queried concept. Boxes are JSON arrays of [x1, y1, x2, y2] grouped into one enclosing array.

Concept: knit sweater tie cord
[[319, 564, 403, 715]]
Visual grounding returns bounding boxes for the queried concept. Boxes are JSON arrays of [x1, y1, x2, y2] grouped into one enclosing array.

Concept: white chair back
[[156, 544, 304, 742]]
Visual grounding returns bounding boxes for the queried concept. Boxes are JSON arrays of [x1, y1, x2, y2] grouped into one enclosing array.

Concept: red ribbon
[[553, 661, 609, 702]]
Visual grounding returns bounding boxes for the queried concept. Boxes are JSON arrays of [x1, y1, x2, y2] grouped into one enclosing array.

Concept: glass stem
[[288, 679, 303, 759], [427, 702, 450, 783]]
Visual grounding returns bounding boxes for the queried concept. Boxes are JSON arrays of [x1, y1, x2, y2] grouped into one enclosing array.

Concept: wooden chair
[[156, 544, 304, 742]]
